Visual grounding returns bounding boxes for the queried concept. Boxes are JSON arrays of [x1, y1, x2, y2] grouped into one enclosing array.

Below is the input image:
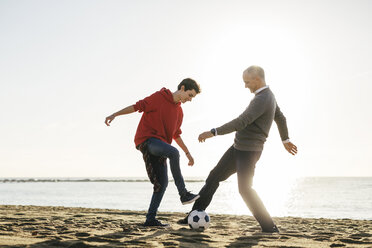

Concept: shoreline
[[1, 205, 372, 247]]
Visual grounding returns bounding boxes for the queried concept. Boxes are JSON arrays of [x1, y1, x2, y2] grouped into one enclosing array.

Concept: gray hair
[[244, 66, 265, 81]]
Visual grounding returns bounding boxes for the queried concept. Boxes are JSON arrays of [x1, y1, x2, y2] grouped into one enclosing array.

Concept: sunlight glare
[[222, 172, 298, 217]]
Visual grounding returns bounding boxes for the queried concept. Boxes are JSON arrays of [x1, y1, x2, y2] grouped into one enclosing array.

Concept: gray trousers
[[192, 145, 275, 231]]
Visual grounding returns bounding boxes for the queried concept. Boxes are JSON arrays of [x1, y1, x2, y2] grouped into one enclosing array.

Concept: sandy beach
[[0, 205, 371, 247]]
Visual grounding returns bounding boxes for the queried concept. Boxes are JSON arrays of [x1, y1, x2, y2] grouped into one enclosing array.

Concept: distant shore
[[1, 205, 372, 247]]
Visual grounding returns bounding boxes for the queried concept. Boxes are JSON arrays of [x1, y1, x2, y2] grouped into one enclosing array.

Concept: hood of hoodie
[[160, 87, 180, 105]]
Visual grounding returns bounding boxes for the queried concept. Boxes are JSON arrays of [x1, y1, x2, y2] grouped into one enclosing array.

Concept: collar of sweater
[[254, 85, 269, 95]]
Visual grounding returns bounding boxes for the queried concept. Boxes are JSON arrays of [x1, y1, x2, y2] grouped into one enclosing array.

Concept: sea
[[1, 177, 371, 220]]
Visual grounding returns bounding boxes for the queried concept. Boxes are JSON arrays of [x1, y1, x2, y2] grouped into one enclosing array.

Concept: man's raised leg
[[178, 146, 237, 224], [146, 137, 199, 204]]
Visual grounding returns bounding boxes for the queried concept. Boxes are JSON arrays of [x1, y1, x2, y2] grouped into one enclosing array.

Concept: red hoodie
[[133, 88, 183, 146]]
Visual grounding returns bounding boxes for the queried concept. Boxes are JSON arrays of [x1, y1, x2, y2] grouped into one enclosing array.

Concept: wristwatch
[[210, 128, 216, 136]]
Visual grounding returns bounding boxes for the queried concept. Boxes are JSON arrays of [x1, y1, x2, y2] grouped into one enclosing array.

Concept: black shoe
[[144, 219, 169, 227], [262, 225, 280, 233], [180, 191, 200, 205], [177, 214, 189, 225]]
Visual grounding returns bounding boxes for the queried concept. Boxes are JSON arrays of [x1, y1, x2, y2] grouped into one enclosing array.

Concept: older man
[[178, 66, 297, 232]]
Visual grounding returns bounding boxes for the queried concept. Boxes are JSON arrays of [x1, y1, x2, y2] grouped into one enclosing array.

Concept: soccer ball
[[187, 210, 210, 230]]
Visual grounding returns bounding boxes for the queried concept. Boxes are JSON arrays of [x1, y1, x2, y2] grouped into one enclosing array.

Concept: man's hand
[[284, 142, 297, 155], [105, 115, 116, 126], [198, 131, 214, 143], [186, 153, 194, 166]]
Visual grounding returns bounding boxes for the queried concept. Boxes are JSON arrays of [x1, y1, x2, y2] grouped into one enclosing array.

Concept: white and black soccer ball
[[187, 210, 210, 230]]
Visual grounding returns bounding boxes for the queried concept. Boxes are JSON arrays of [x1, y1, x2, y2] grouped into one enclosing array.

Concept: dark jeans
[[192, 145, 275, 231], [145, 137, 186, 221], [145, 159, 168, 221]]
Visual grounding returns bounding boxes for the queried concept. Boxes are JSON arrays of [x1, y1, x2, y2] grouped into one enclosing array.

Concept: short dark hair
[[177, 78, 201, 94]]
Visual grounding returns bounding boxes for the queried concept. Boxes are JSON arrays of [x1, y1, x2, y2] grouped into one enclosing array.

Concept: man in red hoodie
[[105, 78, 201, 226]]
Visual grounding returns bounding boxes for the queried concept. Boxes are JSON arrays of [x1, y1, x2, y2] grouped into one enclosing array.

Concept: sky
[[1, 0, 372, 179]]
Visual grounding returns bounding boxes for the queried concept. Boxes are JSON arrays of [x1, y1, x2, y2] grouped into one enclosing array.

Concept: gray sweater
[[216, 87, 289, 151]]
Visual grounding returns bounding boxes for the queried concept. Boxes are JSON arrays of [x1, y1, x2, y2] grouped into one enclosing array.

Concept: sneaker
[[180, 191, 200, 205], [262, 225, 280, 233], [144, 219, 169, 227], [177, 213, 189, 225]]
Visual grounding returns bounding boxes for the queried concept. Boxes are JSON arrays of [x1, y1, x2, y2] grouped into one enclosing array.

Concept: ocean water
[[0, 177, 371, 220]]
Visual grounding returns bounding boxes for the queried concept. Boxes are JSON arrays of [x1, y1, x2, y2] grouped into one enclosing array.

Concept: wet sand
[[0, 205, 371, 247]]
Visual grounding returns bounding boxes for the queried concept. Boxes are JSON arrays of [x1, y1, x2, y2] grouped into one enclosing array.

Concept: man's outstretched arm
[[105, 105, 136, 126]]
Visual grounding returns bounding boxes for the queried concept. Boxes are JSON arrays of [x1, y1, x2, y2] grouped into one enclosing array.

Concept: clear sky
[[1, 0, 371, 178]]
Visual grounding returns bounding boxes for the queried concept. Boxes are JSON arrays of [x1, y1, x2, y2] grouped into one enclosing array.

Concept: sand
[[0, 205, 371, 247]]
